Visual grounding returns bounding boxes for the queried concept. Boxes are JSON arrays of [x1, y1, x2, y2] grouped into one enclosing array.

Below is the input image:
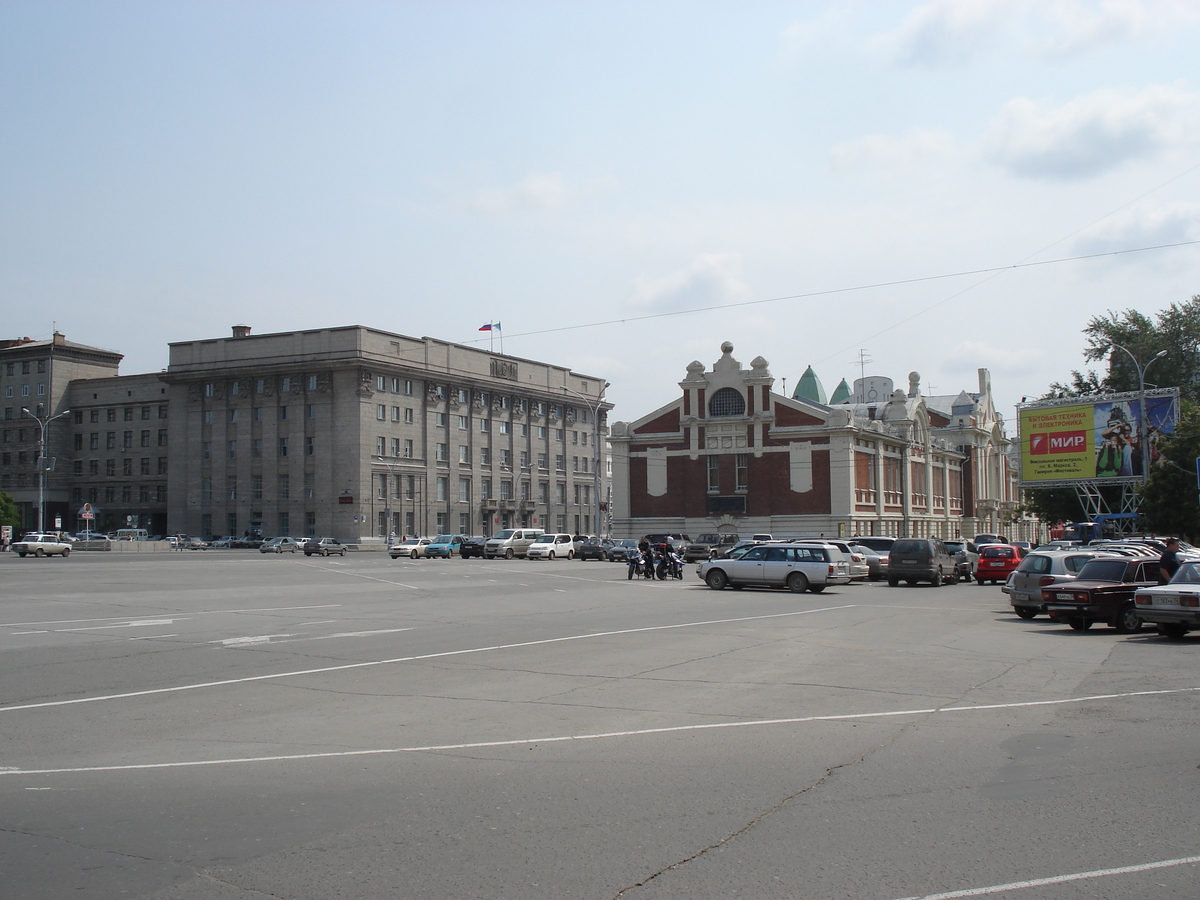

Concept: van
[[527, 533, 575, 560], [114, 528, 149, 541], [484, 528, 545, 559], [887, 537, 958, 586]]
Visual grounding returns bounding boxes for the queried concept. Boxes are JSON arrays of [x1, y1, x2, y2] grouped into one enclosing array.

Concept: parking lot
[[2, 550, 1198, 899]]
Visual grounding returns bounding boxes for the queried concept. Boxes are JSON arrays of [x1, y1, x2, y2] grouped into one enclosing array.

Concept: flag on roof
[[478, 322, 501, 331]]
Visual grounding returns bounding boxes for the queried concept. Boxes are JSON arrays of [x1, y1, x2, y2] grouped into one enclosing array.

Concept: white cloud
[[1074, 200, 1200, 254], [986, 84, 1200, 179], [1038, 0, 1151, 56], [628, 253, 750, 312], [468, 172, 569, 214], [872, 0, 1017, 67], [830, 128, 958, 170]]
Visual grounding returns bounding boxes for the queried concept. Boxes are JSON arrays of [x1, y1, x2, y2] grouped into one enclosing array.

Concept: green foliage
[[1021, 487, 1085, 526], [1047, 296, 1200, 404], [0, 491, 18, 531], [1139, 400, 1200, 541]]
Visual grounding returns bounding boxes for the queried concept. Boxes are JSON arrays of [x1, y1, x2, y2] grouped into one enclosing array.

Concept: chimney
[[53, 332, 66, 346], [232, 325, 252, 338]]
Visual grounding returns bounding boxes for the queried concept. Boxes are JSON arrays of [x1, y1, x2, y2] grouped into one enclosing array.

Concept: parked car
[[973, 534, 1009, 546], [571, 535, 594, 553], [232, 536, 264, 549], [886, 537, 958, 586], [391, 537, 431, 559], [259, 537, 299, 553], [303, 537, 346, 557], [943, 539, 977, 581], [643, 532, 690, 553], [975, 544, 1026, 585], [1003, 549, 1113, 619], [819, 540, 869, 581], [12, 533, 73, 558], [850, 544, 888, 581], [698, 542, 851, 594], [576, 538, 614, 561], [1042, 556, 1162, 632], [527, 533, 576, 560], [182, 536, 210, 550], [424, 534, 465, 559], [210, 536, 235, 549], [459, 536, 488, 559], [484, 528, 544, 559], [607, 539, 640, 562], [683, 533, 741, 562], [1133, 560, 1200, 638]]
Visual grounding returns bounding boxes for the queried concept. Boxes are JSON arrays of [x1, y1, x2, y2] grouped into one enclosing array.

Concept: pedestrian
[[1158, 537, 1182, 584]]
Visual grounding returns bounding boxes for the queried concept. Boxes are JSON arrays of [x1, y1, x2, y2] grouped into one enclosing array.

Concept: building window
[[308, 375, 319, 391], [377, 436, 386, 456], [539, 482, 549, 504], [141, 430, 150, 447], [556, 483, 565, 504], [459, 477, 471, 502], [201, 441, 211, 460], [520, 451, 529, 468], [228, 440, 237, 459], [520, 481, 531, 501], [158, 429, 168, 446], [305, 473, 315, 499], [537, 426, 547, 439], [481, 477, 492, 499], [572, 456, 579, 472], [708, 456, 720, 491], [436, 476, 448, 502], [204, 383, 214, 398], [278, 512, 289, 536], [307, 404, 316, 419], [201, 476, 212, 500], [228, 408, 238, 424], [141, 406, 151, 420], [574, 484, 581, 505], [403, 439, 413, 458], [123, 458, 133, 476], [537, 453, 548, 470], [252, 439, 262, 459], [404, 475, 415, 500], [436, 443, 448, 462], [500, 449, 512, 468], [404, 407, 414, 424], [736, 454, 748, 491], [106, 432, 116, 449], [378, 474, 388, 500], [141, 458, 151, 475], [435, 412, 447, 427], [377, 405, 387, 420], [376, 375, 387, 392], [159, 405, 168, 419], [279, 406, 288, 420], [228, 513, 238, 536], [306, 436, 315, 456], [499, 421, 510, 435], [480, 447, 491, 466], [555, 455, 565, 471], [280, 376, 291, 393], [390, 406, 400, 422], [278, 437, 288, 457], [500, 480, 512, 500], [106, 459, 116, 477], [404, 380, 413, 395], [124, 407, 133, 421], [252, 474, 263, 500], [709, 388, 746, 417], [479, 419, 490, 433], [252, 407, 262, 422], [459, 512, 470, 533], [203, 410, 212, 425], [74, 434, 83, 451], [458, 444, 469, 463], [157, 457, 167, 475], [556, 514, 566, 532], [230, 381, 240, 397], [458, 415, 469, 430], [278, 474, 290, 499], [227, 476, 238, 501], [139, 485, 149, 502], [391, 437, 401, 457]]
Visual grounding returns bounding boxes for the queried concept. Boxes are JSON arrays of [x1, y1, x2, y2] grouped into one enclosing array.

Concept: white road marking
[[57, 619, 180, 632], [0, 606, 854, 713], [3, 685, 1198, 777], [298, 561, 419, 589], [129, 634, 178, 640], [888, 855, 1200, 899], [215, 635, 300, 646], [0, 605, 342, 629]]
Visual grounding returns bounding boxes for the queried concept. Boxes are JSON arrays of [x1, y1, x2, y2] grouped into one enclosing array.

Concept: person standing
[[1158, 537, 1182, 584]]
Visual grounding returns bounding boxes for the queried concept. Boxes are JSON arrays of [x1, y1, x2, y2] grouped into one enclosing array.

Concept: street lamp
[[560, 382, 610, 536], [1108, 344, 1167, 481], [22, 406, 71, 533]]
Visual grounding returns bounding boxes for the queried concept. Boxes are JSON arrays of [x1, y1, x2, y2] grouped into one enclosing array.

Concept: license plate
[[902, 559, 916, 564], [1056, 593, 1074, 600]]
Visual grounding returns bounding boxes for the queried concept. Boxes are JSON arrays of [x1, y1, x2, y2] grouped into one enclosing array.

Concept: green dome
[[792, 365, 827, 404], [829, 378, 852, 405]]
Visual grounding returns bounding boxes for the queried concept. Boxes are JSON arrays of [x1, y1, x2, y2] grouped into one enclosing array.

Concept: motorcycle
[[655, 550, 685, 580], [627, 551, 654, 580]]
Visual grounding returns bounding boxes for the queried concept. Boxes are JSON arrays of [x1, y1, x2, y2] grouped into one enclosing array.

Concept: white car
[[390, 537, 431, 559], [527, 533, 575, 560], [698, 541, 851, 594], [12, 533, 73, 558], [1003, 549, 1115, 619], [1133, 560, 1200, 639]]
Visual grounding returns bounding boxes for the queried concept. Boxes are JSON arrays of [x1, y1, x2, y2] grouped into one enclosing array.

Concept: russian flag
[[478, 322, 501, 331]]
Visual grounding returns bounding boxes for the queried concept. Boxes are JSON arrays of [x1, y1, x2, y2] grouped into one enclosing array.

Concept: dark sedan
[[459, 536, 487, 559], [1042, 556, 1161, 632], [607, 539, 639, 562], [576, 538, 614, 561]]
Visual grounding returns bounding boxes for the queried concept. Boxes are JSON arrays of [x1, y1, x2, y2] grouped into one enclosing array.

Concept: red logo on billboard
[[1032, 430, 1086, 454]]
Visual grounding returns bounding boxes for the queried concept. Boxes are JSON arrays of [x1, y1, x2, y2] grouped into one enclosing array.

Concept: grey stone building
[[160, 325, 611, 543]]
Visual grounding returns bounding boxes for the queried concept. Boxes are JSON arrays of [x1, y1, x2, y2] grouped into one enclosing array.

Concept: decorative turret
[[792, 365, 827, 404]]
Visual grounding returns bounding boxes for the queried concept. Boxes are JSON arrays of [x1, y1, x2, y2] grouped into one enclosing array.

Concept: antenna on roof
[[850, 349, 872, 386]]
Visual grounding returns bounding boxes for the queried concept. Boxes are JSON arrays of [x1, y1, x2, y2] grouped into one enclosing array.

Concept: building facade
[[609, 342, 1026, 541], [160, 325, 611, 542]]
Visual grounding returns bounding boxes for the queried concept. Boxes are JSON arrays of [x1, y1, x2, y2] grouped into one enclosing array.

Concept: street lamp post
[[1108, 344, 1167, 481], [561, 382, 609, 536], [22, 406, 71, 533]]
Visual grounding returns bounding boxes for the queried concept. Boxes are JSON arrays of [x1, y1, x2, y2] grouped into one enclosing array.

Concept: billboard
[[1019, 391, 1177, 484]]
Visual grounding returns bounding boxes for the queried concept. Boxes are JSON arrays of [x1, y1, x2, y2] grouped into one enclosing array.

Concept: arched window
[[709, 387, 746, 417]]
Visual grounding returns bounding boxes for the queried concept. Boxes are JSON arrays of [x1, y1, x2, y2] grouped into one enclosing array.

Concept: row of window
[[71, 458, 168, 476], [374, 473, 591, 505], [69, 485, 166, 504], [74, 406, 168, 424], [199, 437, 315, 460], [3, 383, 45, 399], [374, 437, 593, 472], [201, 405, 314, 424], [200, 473, 316, 501], [3, 360, 46, 376], [75, 430, 169, 450], [203, 375, 325, 397]]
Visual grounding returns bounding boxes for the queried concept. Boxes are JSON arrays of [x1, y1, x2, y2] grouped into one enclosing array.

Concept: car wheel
[[1113, 603, 1142, 634], [18, 552, 27, 558], [61, 548, 70, 557], [947, 570, 959, 585], [35, 548, 45, 557], [1014, 607, 1037, 620], [905, 577, 918, 586], [1069, 617, 1092, 631], [931, 568, 943, 586], [411, 550, 419, 559], [547, 551, 555, 560], [977, 579, 989, 586], [567, 551, 574, 560], [705, 569, 729, 590], [786, 572, 810, 593], [887, 577, 899, 587], [809, 584, 826, 593], [505, 548, 514, 559], [1157, 623, 1188, 639]]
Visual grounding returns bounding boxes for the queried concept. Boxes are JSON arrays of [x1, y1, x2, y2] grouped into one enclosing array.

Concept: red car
[[1042, 556, 1160, 632], [975, 544, 1026, 585]]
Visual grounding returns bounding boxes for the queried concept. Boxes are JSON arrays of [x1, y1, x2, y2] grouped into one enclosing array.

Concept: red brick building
[[609, 342, 1023, 540]]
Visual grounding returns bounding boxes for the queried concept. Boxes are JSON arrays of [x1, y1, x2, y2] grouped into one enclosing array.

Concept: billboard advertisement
[[1019, 392, 1177, 484]]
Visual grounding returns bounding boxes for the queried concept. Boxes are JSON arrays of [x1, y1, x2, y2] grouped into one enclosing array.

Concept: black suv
[[887, 537, 959, 586], [459, 536, 487, 559]]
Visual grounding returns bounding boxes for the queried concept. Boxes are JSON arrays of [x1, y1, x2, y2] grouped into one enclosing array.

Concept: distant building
[[609, 342, 1024, 541]]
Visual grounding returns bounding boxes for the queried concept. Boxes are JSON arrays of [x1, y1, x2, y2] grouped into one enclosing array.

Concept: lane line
[[888, 855, 1200, 899], [3, 685, 1198, 776], [56, 619, 182, 633], [297, 562, 419, 589], [0, 605, 342, 629], [0, 606, 854, 713]]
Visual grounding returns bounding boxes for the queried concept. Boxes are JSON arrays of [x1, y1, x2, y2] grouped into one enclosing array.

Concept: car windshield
[[1169, 562, 1200, 584], [492, 530, 515, 540], [432, 535, 453, 543], [981, 546, 1014, 558], [1076, 559, 1129, 582], [532, 536, 554, 543]]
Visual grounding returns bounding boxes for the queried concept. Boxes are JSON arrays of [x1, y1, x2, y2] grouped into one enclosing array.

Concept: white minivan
[[484, 528, 545, 559], [527, 533, 575, 560]]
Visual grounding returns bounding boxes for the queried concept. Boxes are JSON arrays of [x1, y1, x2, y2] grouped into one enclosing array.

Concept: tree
[[1049, 296, 1200, 404], [0, 491, 18, 532], [1139, 401, 1200, 541]]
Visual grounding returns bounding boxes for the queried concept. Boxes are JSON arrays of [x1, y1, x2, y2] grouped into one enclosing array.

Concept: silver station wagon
[[697, 542, 852, 594]]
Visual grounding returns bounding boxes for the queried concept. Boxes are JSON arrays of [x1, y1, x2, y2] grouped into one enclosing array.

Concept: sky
[[3, 0, 1199, 430]]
